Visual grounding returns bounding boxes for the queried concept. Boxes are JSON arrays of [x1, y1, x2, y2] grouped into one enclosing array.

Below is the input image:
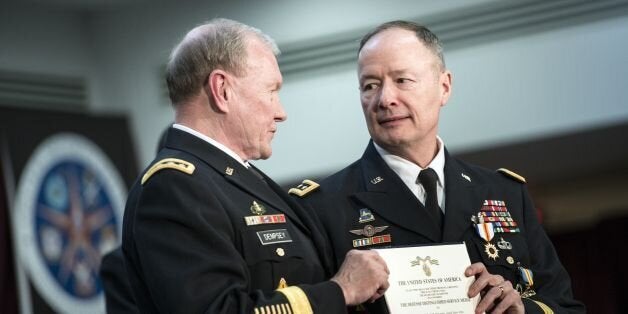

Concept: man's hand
[[466, 262, 524, 314], [331, 250, 390, 305]]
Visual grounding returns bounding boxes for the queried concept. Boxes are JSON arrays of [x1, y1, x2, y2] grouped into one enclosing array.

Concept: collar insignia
[[225, 167, 234, 176]]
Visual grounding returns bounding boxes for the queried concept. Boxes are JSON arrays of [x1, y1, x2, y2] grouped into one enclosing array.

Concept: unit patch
[[257, 229, 293, 245], [358, 208, 375, 223]]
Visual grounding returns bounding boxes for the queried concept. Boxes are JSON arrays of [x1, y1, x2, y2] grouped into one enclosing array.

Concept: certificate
[[373, 243, 479, 314]]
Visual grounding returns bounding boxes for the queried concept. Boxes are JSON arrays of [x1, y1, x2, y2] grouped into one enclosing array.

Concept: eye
[[361, 82, 378, 92], [396, 78, 412, 84]]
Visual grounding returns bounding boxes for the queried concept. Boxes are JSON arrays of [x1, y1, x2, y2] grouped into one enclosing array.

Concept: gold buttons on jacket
[[276, 248, 285, 256]]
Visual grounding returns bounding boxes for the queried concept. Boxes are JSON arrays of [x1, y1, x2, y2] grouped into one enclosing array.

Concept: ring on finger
[[498, 285, 504, 298]]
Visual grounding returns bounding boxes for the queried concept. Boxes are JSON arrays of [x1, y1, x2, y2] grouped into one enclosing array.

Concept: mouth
[[377, 115, 410, 126]]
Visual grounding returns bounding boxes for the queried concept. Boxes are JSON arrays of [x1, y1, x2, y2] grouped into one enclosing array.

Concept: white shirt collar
[[374, 136, 446, 209], [172, 123, 250, 168]]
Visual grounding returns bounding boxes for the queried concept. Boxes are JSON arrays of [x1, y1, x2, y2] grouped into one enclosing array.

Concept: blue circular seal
[[13, 133, 126, 313]]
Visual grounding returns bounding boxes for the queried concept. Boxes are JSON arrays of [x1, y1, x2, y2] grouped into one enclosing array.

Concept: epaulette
[[497, 168, 526, 184], [141, 158, 195, 185], [288, 179, 319, 197]]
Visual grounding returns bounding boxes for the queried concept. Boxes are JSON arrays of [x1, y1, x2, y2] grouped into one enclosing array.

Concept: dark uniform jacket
[[100, 247, 139, 314], [297, 141, 584, 314], [122, 128, 344, 314]]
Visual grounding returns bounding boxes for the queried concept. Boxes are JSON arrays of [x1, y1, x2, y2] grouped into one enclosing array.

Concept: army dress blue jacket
[[295, 141, 584, 314], [122, 128, 344, 314]]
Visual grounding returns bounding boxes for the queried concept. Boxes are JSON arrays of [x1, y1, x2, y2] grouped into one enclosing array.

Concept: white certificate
[[373, 243, 479, 314]]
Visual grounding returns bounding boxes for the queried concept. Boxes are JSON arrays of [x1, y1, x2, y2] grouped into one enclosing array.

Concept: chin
[[259, 149, 272, 160]]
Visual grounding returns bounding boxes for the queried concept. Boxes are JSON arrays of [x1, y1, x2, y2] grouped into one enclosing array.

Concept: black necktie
[[418, 168, 443, 229]]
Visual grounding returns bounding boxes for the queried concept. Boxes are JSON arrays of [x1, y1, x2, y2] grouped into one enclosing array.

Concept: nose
[[275, 99, 287, 122], [378, 82, 397, 109]]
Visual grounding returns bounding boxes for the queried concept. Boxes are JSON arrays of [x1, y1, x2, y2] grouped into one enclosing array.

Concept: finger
[[474, 284, 504, 313], [465, 262, 487, 277], [380, 280, 390, 291], [469, 272, 506, 298], [467, 273, 490, 297], [369, 291, 385, 303], [490, 288, 523, 314], [369, 251, 391, 273]]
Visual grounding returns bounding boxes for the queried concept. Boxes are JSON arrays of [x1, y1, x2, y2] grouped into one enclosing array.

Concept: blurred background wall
[[1, 0, 627, 312]]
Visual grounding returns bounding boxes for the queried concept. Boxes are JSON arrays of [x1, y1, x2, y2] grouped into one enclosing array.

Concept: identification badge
[[256, 229, 293, 245]]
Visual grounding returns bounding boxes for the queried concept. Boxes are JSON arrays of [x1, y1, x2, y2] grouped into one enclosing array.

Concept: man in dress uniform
[[121, 18, 389, 314], [292, 21, 585, 313]]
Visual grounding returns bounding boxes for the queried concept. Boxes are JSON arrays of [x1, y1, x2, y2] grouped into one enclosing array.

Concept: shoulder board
[[497, 168, 526, 184], [288, 179, 320, 197], [141, 158, 195, 185]]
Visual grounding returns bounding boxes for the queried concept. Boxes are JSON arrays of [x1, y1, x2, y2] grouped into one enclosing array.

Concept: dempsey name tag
[[256, 229, 293, 245], [373, 243, 479, 314]]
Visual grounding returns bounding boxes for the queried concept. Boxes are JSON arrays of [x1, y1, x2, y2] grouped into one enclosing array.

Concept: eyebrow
[[359, 69, 414, 82]]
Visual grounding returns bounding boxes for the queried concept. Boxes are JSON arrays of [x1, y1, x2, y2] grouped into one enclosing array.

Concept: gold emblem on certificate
[[410, 256, 439, 276], [374, 243, 479, 314]]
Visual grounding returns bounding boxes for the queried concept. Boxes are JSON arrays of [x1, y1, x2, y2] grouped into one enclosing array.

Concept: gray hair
[[358, 20, 445, 70], [166, 18, 280, 105]]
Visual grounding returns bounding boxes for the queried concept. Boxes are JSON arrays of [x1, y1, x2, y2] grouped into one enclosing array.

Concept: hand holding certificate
[[374, 243, 479, 314]]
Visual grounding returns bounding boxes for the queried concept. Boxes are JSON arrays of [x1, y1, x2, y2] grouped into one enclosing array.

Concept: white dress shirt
[[374, 137, 446, 213]]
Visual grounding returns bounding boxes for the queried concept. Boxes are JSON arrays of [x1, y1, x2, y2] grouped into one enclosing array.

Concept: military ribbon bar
[[244, 214, 286, 226]]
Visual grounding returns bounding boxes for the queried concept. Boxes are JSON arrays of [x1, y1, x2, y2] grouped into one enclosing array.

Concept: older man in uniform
[[121, 18, 389, 314], [292, 21, 584, 313]]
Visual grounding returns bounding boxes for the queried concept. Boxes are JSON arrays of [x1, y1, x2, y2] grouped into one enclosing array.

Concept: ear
[[439, 70, 452, 107], [206, 69, 231, 113]]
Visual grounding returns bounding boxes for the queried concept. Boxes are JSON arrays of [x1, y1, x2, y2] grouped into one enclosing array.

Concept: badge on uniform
[[518, 266, 534, 287], [350, 225, 388, 237], [256, 229, 293, 245], [497, 237, 512, 250], [352, 234, 391, 248], [358, 208, 375, 223], [370, 176, 383, 184], [484, 242, 499, 260], [244, 214, 286, 226], [477, 200, 520, 233], [516, 266, 537, 298], [250, 201, 266, 215], [475, 222, 495, 242]]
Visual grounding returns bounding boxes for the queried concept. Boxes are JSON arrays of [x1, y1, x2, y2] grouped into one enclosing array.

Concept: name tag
[[256, 229, 293, 245]]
